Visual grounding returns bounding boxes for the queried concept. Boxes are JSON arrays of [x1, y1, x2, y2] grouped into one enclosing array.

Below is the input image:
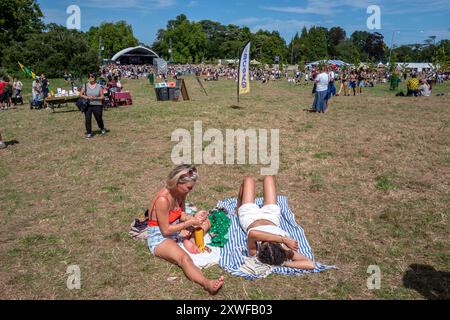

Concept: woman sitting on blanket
[[236, 175, 316, 270], [147, 164, 224, 295]]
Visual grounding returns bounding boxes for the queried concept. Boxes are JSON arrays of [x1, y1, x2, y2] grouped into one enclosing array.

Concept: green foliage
[[152, 14, 207, 63], [350, 31, 371, 61], [252, 30, 288, 64], [376, 174, 399, 191], [0, 0, 44, 56], [364, 32, 386, 60], [304, 26, 329, 61], [433, 47, 449, 72], [335, 39, 360, 64], [327, 27, 346, 58], [2, 24, 98, 78], [87, 21, 139, 61]]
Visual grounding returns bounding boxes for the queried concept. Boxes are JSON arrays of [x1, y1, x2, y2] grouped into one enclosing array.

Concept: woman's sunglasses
[[179, 168, 197, 180]]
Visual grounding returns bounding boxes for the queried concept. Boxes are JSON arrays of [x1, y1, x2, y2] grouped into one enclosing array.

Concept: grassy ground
[[0, 76, 449, 300]]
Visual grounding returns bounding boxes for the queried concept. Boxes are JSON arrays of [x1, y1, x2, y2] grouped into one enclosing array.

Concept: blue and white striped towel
[[217, 196, 336, 279]]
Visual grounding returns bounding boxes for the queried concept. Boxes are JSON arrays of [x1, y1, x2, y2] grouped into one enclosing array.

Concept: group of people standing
[[311, 65, 338, 113], [0, 76, 23, 110], [31, 74, 50, 109]]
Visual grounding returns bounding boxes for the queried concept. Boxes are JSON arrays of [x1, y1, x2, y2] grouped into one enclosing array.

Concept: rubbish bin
[[155, 87, 169, 101], [168, 87, 180, 101]]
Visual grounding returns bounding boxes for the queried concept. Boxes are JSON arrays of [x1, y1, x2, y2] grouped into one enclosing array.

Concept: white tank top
[[247, 225, 287, 237]]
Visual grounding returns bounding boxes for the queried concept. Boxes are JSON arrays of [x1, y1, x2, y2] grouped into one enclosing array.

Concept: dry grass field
[[0, 76, 449, 299]]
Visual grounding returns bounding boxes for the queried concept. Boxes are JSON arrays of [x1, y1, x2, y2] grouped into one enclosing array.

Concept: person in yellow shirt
[[407, 73, 420, 96]]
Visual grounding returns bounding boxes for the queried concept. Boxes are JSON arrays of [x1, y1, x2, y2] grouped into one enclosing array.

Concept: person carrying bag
[[79, 73, 107, 139], [76, 83, 90, 112]]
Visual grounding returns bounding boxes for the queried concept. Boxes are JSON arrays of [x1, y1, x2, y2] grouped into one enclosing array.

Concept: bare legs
[[263, 176, 277, 205], [237, 175, 277, 209], [155, 239, 224, 295]]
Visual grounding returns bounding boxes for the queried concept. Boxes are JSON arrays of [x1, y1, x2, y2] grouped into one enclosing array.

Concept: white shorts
[[238, 203, 281, 232]]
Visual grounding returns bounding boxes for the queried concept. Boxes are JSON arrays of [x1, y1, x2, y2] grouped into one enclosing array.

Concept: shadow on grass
[[402, 264, 449, 300], [5, 140, 19, 146], [52, 109, 79, 114], [229, 105, 244, 109]]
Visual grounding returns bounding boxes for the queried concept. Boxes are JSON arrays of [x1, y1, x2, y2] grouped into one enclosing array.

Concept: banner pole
[[237, 47, 240, 105]]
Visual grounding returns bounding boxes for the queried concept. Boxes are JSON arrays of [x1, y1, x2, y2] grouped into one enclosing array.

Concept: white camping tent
[[305, 59, 352, 69]]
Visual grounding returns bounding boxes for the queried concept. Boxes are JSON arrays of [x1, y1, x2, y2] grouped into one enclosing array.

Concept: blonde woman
[[147, 164, 224, 295]]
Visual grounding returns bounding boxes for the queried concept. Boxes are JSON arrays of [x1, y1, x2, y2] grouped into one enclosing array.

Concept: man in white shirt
[[312, 65, 330, 113]]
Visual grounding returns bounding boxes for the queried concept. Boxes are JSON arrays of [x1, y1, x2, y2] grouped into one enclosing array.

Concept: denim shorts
[[147, 226, 181, 255]]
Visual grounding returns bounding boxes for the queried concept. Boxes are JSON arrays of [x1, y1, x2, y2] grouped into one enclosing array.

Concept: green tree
[[199, 20, 227, 60], [327, 27, 346, 58], [305, 26, 328, 61], [0, 0, 44, 61], [433, 47, 449, 72], [152, 15, 207, 63], [87, 21, 139, 62], [253, 30, 287, 64], [335, 39, 360, 64], [364, 32, 386, 60], [3, 24, 97, 78], [350, 31, 370, 61]]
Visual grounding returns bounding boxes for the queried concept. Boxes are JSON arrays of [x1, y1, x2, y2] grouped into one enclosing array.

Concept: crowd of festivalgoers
[[0, 76, 24, 110], [94, 60, 447, 98], [99, 64, 154, 79], [0, 61, 447, 112]]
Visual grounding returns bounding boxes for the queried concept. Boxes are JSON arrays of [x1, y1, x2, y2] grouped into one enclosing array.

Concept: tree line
[[0, 0, 139, 78], [0, 1, 448, 78], [154, 14, 449, 68]]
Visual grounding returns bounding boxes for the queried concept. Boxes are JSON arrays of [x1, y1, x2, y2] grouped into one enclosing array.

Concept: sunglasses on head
[[179, 168, 197, 180]]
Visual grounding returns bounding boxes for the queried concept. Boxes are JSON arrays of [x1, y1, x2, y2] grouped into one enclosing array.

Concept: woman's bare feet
[[183, 239, 200, 254], [205, 276, 224, 295]]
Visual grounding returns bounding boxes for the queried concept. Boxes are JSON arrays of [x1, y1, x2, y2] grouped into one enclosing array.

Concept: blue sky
[[40, 0, 449, 51]]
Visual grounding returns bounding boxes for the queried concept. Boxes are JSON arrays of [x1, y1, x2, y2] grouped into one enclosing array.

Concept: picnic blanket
[[217, 196, 336, 279]]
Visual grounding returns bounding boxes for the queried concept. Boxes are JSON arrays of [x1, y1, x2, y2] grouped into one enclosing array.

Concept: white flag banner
[[238, 42, 251, 95]]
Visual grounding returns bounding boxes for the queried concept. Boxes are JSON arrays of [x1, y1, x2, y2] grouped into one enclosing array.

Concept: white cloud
[[262, 0, 450, 17], [187, 1, 199, 7], [382, 0, 450, 15], [233, 17, 313, 35], [261, 0, 371, 16], [82, 0, 175, 9]]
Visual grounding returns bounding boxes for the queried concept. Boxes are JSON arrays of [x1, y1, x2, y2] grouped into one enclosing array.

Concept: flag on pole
[[18, 62, 26, 74], [18, 61, 37, 79], [238, 42, 251, 96]]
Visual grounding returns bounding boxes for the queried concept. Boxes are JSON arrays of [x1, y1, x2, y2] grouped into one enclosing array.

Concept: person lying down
[[236, 175, 316, 270]]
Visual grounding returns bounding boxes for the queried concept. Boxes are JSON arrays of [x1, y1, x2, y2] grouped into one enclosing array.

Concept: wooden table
[[45, 95, 79, 111]]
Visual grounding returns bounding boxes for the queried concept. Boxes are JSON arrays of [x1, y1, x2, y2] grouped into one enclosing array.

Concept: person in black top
[[41, 74, 49, 99]]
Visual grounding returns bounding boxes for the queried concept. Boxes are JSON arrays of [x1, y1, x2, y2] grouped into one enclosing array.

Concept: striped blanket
[[216, 196, 336, 279]]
